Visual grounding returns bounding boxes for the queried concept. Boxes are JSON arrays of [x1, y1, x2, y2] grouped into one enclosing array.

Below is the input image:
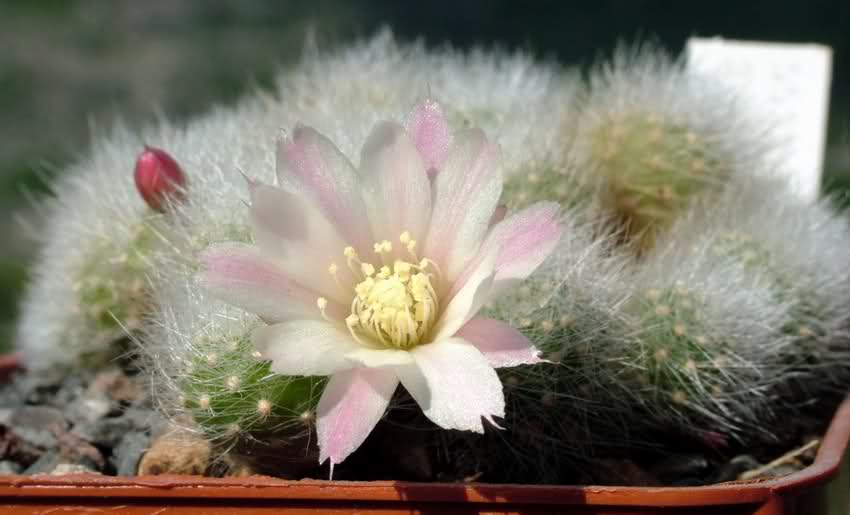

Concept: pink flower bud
[[134, 146, 186, 212]]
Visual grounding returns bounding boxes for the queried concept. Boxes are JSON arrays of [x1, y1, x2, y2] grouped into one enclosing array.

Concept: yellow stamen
[[344, 235, 441, 350]]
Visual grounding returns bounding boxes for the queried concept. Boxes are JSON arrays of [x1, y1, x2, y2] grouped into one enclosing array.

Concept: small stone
[[53, 426, 105, 471], [112, 432, 150, 476], [9, 406, 67, 450], [761, 463, 803, 478], [87, 369, 139, 404], [64, 397, 114, 426], [716, 455, 765, 482], [23, 450, 59, 475], [48, 373, 88, 409], [50, 463, 101, 476], [138, 431, 211, 475], [591, 458, 660, 486], [0, 425, 42, 468], [72, 408, 156, 448], [0, 461, 20, 475], [650, 453, 711, 483]]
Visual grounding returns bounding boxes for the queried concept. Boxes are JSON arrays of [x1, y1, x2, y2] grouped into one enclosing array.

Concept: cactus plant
[[131, 31, 578, 473], [661, 178, 850, 396], [15, 126, 183, 370], [570, 45, 768, 251]]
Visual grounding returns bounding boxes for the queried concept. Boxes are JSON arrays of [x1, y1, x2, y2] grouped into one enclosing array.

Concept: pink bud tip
[[134, 146, 186, 212]]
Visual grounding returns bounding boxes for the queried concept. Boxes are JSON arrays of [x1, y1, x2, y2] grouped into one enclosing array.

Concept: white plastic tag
[[686, 37, 832, 200]]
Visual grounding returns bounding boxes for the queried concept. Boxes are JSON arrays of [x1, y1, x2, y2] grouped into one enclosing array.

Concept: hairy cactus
[[16, 126, 177, 370], [571, 45, 767, 251], [131, 31, 578, 475], [143, 279, 325, 476], [664, 178, 850, 395]]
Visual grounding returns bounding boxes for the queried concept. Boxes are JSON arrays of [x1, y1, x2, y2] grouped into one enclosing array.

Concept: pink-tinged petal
[[430, 248, 497, 343], [253, 321, 359, 376], [492, 202, 562, 285], [277, 126, 373, 254], [456, 317, 543, 368], [344, 347, 415, 368], [405, 98, 452, 172], [424, 129, 502, 284], [317, 368, 399, 471], [359, 122, 432, 247], [248, 182, 352, 303], [488, 205, 507, 228], [397, 338, 504, 432], [198, 243, 346, 323], [450, 202, 562, 298]]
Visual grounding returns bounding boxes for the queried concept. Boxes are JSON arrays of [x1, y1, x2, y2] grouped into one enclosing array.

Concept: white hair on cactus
[[660, 176, 850, 388], [569, 42, 776, 249], [16, 124, 153, 370], [19, 30, 575, 371]]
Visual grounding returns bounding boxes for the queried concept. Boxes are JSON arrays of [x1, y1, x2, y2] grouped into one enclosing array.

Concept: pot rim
[[0, 353, 847, 507]]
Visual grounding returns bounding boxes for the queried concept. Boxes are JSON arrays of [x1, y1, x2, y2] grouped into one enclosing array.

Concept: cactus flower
[[198, 100, 562, 471], [134, 146, 186, 211]]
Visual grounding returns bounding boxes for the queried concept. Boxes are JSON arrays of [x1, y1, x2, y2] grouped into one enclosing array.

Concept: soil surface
[[0, 363, 839, 485]]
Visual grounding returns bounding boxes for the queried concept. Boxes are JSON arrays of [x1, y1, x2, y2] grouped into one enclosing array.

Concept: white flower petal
[[490, 202, 562, 286], [430, 247, 497, 342], [424, 129, 502, 283], [317, 368, 399, 470], [253, 321, 359, 376], [359, 121, 432, 248], [450, 202, 562, 298], [397, 338, 504, 432], [405, 98, 453, 172], [344, 347, 415, 368], [277, 125, 373, 254], [248, 182, 352, 303], [198, 243, 346, 323], [456, 317, 543, 368]]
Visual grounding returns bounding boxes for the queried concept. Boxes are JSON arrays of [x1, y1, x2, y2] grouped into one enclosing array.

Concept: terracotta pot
[[1, 354, 848, 514]]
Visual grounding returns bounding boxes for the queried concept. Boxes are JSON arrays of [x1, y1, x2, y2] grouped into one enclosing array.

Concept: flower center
[[321, 232, 440, 350]]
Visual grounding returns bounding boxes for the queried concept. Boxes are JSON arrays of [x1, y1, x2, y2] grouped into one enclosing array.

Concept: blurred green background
[[0, 0, 847, 354]]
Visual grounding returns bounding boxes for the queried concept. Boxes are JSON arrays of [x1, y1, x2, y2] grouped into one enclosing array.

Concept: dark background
[[1, 0, 847, 352]]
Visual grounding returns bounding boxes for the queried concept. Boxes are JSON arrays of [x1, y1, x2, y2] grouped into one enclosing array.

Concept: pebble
[[711, 454, 762, 483], [650, 453, 711, 483], [9, 406, 67, 450], [23, 450, 58, 475], [112, 432, 150, 476], [0, 461, 20, 475], [50, 463, 101, 476], [72, 408, 153, 448], [64, 396, 115, 426], [87, 369, 139, 403], [590, 458, 660, 486], [138, 431, 211, 476], [53, 426, 105, 471]]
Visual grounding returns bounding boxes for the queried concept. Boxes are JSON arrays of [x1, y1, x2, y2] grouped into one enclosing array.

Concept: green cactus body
[[77, 219, 157, 331], [713, 231, 829, 368], [70, 217, 160, 367], [623, 285, 733, 413], [502, 161, 592, 212], [181, 331, 325, 442], [588, 114, 727, 250]]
